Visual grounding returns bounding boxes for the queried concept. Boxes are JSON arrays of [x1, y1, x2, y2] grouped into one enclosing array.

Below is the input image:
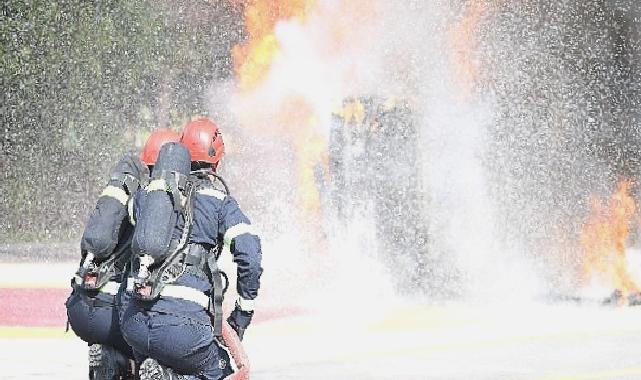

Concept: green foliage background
[[0, 0, 243, 242]]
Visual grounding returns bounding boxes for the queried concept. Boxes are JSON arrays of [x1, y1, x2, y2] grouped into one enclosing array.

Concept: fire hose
[[222, 320, 250, 380]]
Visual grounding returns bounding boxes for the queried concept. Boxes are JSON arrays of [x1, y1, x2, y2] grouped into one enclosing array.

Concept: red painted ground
[[0, 288, 70, 327], [0, 288, 302, 327]]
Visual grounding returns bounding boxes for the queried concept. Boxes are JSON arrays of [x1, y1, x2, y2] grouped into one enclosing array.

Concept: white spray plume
[[210, 0, 546, 310]]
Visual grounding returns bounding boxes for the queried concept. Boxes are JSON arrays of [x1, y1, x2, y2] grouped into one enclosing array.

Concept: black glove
[[227, 303, 254, 341]]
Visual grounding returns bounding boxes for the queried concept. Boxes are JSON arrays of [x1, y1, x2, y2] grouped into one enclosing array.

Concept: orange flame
[[580, 180, 639, 298], [230, 0, 331, 218], [232, 0, 315, 90], [228, 0, 377, 223]]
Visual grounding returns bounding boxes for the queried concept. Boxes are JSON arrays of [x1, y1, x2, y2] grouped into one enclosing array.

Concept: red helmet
[[180, 117, 225, 167], [140, 128, 181, 166]]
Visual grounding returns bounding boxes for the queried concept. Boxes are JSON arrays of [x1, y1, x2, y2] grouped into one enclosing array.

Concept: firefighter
[[121, 117, 263, 380], [66, 129, 180, 379]]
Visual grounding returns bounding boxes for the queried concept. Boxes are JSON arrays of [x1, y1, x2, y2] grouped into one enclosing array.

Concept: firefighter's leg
[[67, 291, 132, 378], [88, 344, 131, 380], [147, 311, 232, 380], [121, 300, 152, 360], [139, 358, 199, 380]]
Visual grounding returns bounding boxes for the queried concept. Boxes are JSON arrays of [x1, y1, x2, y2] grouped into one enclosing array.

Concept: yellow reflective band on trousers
[[100, 185, 128, 205], [124, 279, 209, 308], [223, 223, 256, 249], [160, 284, 209, 308]]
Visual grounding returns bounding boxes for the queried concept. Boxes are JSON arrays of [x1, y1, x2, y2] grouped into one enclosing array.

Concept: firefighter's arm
[[221, 196, 263, 302], [220, 196, 263, 337]]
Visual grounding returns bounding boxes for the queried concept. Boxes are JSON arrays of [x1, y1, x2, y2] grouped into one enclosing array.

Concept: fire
[[580, 180, 639, 299], [232, 0, 315, 90], [230, 0, 324, 216], [225, 0, 388, 225]]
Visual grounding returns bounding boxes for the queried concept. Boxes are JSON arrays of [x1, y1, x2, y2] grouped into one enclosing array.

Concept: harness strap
[[183, 243, 225, 337], [126, 277, 135, 292], [111, 172, 141, 196], [122, 174, 140, 195], [184, 251, 204, 266], [80, 293, 117, 308], [167, 172, 183, 212], [207, 252, 225, 337]]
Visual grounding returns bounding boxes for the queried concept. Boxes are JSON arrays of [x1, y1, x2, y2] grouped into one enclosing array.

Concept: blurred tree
[[0, 0, 243, 243]]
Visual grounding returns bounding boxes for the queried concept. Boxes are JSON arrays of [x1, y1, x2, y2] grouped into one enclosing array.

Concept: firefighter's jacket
[[130, 176, 263, 312]]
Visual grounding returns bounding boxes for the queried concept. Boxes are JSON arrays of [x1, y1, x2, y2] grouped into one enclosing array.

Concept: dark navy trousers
[[65, 287, 134, 358], [121, 297, 232, 380]]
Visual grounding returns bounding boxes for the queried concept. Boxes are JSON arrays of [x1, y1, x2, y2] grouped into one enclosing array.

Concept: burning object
[[579, 179, 641, 306], [231, 0, 315, 91]]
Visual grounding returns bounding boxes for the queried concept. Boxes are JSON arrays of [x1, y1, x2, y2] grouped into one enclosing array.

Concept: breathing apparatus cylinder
[[131, 142, 192, 299]]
